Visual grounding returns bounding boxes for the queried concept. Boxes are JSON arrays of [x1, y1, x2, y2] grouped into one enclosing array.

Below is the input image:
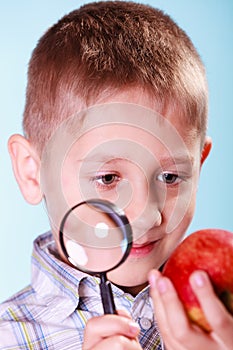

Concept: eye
[[157, 172, 181, 185], [92, 173, 120, 190], [97, 174, 117, 185]]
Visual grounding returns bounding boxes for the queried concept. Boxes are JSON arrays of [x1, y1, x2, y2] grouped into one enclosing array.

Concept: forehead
[[41, 103, 200, 169]]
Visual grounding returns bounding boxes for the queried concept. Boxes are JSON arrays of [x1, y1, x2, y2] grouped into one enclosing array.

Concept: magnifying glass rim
[[59, 199, 133, 275]]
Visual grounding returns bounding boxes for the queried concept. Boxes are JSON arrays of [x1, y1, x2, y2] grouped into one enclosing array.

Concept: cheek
[[162, 178, 198, 234], [163, 194, 196, 258], [61, 162, 84, 207], [43, 161, 84, 240]]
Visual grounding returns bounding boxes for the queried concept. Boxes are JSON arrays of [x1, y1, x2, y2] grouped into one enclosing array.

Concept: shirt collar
[[31, 231, 101, 321]]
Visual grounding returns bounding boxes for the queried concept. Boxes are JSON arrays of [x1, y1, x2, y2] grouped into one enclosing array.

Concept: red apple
[[162, 228, 233, 332]]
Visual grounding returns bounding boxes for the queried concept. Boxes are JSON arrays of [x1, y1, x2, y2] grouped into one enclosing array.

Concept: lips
[[129, 240, 160, 258]]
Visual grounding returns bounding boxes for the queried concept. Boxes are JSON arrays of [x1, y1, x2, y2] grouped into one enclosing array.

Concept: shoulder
[[0, 285, 41, 348], [0, 284, 85, 349], [0, 284, 40, 323]]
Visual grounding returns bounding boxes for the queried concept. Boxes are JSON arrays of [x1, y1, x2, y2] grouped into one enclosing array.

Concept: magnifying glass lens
[[60, 200, 131, 274]]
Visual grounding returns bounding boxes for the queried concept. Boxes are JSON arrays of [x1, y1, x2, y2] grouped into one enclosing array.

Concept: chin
[[107, 259, 152, 289]]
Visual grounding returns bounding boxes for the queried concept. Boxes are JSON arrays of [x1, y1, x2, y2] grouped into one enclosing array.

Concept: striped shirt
[[0, 232, 164, 349]]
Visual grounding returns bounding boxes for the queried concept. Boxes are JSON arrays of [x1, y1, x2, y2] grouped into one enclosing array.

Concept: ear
[[200, 136, 212, 167], [8, 134, 43, 205]]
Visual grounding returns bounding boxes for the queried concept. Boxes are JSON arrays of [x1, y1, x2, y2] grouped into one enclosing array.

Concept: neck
[[114, 281, 149, 297]]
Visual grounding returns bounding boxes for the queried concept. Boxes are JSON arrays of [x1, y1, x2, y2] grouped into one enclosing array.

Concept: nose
[[115, 170, 165, 242], [130, 200, 162, 241], [124, 175, 164, 241]]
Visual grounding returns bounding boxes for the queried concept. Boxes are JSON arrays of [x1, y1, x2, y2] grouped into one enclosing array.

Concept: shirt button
[[139, 317, 152, 330]]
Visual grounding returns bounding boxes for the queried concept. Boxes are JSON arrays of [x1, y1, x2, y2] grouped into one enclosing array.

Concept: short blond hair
[[23, 1, 208, 152]]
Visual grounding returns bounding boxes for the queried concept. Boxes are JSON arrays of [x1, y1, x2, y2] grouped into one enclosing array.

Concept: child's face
[[41, 89, 205, 294]]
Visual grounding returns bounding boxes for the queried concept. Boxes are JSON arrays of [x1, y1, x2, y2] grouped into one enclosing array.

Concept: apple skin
[[162, 229, 233, 332]]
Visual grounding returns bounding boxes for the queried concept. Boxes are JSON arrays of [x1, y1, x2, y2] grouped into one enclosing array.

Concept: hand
[[148, 269, 233, 350], [83, 310, 142, 350]]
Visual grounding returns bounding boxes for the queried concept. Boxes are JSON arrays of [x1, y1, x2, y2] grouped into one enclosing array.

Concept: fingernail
[[129, 321, 140, 335], [191, 271, 206, 288]]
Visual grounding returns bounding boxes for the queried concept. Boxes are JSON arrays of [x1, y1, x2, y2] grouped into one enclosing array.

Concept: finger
[[149, 270, 186, 349], [154, 274, 197, 348], [190, 270, 233, 348], [149, 269, 192, 336], [83, 314, 140, 349], [84, 335, 140, 350], [117, 309, 133, 319], [148, 270, 168, 332], [149, 270, 217, 350]]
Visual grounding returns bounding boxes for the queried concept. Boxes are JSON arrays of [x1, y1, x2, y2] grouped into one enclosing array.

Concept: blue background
[[1, 0, 232, 302]]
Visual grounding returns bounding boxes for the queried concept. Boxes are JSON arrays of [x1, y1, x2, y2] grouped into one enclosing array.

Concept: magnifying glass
[[59, 199, 133, 314]]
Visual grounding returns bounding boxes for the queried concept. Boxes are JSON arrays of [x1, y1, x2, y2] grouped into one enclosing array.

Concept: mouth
[[129, 239, 161, 258]]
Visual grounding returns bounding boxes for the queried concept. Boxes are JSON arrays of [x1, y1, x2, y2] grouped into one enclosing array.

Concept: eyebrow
[[159, 155, 194, 167], [77, 153, 194, 166]]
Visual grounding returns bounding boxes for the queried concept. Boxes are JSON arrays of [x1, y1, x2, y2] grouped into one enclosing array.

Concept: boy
[[0, 1, 232, 349]]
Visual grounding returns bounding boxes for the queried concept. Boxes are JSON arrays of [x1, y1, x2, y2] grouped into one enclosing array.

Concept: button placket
[[131, 292, 153, 331]]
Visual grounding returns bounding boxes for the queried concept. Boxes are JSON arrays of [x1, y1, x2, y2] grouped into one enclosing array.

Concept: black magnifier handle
[[99, 273, 116, 314]]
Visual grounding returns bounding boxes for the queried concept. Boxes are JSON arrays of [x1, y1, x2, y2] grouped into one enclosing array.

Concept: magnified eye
[[157, 172, 180, 185]]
